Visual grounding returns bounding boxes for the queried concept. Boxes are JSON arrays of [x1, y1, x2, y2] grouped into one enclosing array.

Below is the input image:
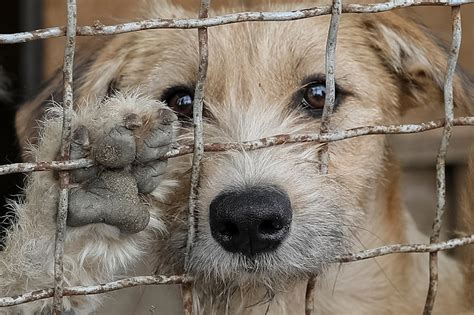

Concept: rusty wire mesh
[[0, 0, 473, 314]]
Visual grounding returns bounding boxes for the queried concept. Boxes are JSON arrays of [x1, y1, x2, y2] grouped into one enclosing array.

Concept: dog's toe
[[132, 160, 167, 194], [135, 109, 176, 163], [93, 126, 137, 168], [70, 125, 98, 182]]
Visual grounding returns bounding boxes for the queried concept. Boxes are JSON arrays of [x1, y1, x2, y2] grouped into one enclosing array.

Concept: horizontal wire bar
[[1, 235, 472, 307], [337, 234, 474, 262], [0, 117, 471, 176], [0, 275, 193, 307], [0, 0, 473, 44], [0, 159, 94, 175]]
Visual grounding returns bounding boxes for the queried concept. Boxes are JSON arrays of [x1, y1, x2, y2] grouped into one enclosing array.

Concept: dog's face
[[167, 17, 391, 287], [65, 1, 472, 292]]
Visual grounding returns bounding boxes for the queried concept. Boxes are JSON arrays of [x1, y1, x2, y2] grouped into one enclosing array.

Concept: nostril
[[258, 220, 283, 235], [218, 221, 239, 240], [209, 186, 292, 256]]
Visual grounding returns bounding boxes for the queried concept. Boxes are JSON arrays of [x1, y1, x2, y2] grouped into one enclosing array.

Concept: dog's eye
[[301, 83, 327, 115], [162, 87, 194, 119], [297, 79, 345, 118]]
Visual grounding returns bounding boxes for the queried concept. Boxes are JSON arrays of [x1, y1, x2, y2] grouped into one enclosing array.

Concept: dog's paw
[[66, 103, 177, 234]]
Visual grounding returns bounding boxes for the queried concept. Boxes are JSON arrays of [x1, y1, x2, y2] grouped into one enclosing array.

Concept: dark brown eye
[[302, 83, 326, 111], [163, 88, 194, 119], [297, 75, 347, 118]]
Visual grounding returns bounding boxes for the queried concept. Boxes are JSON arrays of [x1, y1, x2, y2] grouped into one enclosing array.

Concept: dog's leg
[[0, 92, 177, 314]]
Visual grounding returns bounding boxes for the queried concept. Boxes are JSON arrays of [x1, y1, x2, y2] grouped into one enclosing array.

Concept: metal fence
[[0, 0, 474, 314]]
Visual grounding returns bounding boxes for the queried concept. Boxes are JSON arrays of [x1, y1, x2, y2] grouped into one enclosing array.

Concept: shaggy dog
[[2, 1, 473, 314]]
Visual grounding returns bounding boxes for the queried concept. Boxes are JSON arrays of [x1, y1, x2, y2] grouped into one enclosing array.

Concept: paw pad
[[66, 105, 177, 233]]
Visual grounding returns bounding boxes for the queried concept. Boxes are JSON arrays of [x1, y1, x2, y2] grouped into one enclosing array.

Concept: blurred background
[[0, 0, 473, 242]]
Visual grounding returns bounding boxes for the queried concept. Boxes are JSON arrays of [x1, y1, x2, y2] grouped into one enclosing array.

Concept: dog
[[2, 0, 473, 314]]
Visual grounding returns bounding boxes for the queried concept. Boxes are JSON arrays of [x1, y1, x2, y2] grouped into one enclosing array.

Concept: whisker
[[340, 224, 388, 244], [348, 230, 411, 306], [331, 262, 343, 296]]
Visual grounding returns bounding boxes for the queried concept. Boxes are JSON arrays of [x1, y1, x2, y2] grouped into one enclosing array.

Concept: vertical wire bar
[[52, 0, 77, 313], [181, 282, 193, 315], [306, 0, 341, 314], [423, 6, 461, 315], [305, 276, 317, 315], [183, 0, 211, 313], [317, 0, 342, 175]]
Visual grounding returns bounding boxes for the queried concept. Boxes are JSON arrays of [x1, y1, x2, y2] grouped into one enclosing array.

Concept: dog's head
[[37, 0, 473, 294]]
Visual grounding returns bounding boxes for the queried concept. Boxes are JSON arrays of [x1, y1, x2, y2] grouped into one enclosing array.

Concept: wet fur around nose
[[4, 0, 474, 314]]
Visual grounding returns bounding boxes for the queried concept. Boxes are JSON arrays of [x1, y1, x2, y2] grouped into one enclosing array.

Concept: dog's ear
[[363, 12, 473, 116], [15, 38, 109, 160]]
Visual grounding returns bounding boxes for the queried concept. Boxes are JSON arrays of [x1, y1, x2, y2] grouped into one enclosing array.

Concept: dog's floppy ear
[[15, 45, 104, 157], [363, 12, 473, 115]]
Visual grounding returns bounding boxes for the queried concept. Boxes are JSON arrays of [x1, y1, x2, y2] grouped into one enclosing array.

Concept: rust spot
[[93, 20, 105, 30]]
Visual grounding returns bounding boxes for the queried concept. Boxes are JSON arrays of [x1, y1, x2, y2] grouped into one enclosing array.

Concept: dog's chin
[[187, 243, 330, 293], [180, 207, 350, 292]]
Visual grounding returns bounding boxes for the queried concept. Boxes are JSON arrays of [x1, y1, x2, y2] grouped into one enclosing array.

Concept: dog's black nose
[[209, 186, 292, 256]]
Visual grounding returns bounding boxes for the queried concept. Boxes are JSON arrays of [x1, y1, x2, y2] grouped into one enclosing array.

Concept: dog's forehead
[[185, 17, 366, 70], [207, 20, 330, 80], [212, 19, 368, 77], [142, 16, 375, 100]]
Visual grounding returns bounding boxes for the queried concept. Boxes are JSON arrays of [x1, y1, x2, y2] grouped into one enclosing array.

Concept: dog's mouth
[[187, 226, 344, 289], [187, 242, 326, 291], [180, 184, 349, 287]]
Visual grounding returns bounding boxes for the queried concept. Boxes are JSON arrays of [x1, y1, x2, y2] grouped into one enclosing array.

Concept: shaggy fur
[[2, 1, 473, 314]]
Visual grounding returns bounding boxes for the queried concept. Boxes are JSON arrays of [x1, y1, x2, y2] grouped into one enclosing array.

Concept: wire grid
[[0, 0, 473, 314]]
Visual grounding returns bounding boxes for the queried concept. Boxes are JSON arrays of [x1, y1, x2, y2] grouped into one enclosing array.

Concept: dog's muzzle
[[209, 186, 292, 257]]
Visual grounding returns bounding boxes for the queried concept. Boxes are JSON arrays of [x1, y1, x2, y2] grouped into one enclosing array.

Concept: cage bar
[[183, 0, 212, 313], [51, 0, 77, 313], [306, 0, 342, 313], [0, 1, 472, 314], [0, 235, 473, 308], [423, 5, 462, 315], [0, 1, 473, 44], [0, 118, 472, 177]]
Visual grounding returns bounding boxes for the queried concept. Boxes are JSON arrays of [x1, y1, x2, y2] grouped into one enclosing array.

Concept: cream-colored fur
[[3, 1, 473, 314], [1, 94, 173, 314]]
